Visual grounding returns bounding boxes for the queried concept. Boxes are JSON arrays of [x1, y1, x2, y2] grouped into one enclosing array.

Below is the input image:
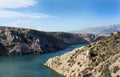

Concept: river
[[0, 44, 87, 77]]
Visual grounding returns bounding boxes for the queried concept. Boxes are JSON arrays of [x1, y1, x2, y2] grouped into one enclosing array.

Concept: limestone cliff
[[0, 27, 67, 55], [44, 32, 120, 77]]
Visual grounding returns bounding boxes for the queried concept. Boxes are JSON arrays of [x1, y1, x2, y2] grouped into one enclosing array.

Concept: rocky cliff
[[49, 32, 102, 44], [44, 32, 120, 77], [0, 27, 68, 56], [0, 27, 102, 56]]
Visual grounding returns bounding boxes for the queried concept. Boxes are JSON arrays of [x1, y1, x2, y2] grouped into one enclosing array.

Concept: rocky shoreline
[[44, 32, 120, 77]]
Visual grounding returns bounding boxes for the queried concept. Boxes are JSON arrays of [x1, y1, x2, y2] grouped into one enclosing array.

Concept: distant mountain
[[72, 24, 120, 35]]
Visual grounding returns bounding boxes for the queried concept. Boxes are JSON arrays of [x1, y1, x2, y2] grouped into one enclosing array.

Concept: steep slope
[[44, 32, 120, 77], [49, 32, 102, 44], [0, 27, 68, 56]]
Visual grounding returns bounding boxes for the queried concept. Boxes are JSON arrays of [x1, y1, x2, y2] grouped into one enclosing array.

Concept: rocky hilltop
[[0, 26, 102, 56], [45, 32, 120, 77]]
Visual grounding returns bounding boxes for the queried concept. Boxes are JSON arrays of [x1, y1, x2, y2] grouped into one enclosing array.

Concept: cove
[[0, 44, 87, 77]]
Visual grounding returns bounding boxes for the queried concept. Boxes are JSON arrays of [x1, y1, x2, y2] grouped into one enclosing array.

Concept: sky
[[0, 0, 120, 31]]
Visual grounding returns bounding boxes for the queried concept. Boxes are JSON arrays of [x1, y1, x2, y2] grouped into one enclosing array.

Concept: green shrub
[[112, 66, 119, 73]]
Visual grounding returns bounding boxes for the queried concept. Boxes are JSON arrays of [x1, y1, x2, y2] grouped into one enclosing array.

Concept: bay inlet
[[0, 44, 87, 77]]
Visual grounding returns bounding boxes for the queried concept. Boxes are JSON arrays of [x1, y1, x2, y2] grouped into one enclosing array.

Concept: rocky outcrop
[[44, 32, 120, 77]]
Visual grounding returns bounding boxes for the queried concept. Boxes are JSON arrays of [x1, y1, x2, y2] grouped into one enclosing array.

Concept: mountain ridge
[[71, 24, 120, 35]]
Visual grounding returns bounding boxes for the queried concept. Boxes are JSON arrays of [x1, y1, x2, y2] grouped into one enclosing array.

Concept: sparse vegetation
[[112, 66, 119, 73], [45, 32, 120, 77]]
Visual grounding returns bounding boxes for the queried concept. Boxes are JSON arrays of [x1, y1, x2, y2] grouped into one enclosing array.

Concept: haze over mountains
[[72, 25, 120, 35]]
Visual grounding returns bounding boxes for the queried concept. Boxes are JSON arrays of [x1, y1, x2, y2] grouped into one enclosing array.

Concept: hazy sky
[[0, 0, 120, 31]]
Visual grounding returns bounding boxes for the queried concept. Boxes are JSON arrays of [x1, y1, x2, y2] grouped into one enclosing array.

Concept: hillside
[[0, 27, 102, 56], [44, 32, 120, 77], [49, 32, 102, 44], [0, 27, 68, 56]]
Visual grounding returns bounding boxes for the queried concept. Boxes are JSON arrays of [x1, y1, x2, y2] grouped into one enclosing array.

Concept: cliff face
[[0, 27, 68, 56], [49, 32, 102, 44], [0, 27, 102, 56], [44, 32, 120, 77]]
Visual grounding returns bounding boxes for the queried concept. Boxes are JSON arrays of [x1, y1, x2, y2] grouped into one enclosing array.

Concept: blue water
[[0, 44, 86, 77]]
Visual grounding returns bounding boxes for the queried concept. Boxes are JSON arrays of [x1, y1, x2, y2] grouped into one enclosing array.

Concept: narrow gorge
[[0, 27, 102, 56]]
